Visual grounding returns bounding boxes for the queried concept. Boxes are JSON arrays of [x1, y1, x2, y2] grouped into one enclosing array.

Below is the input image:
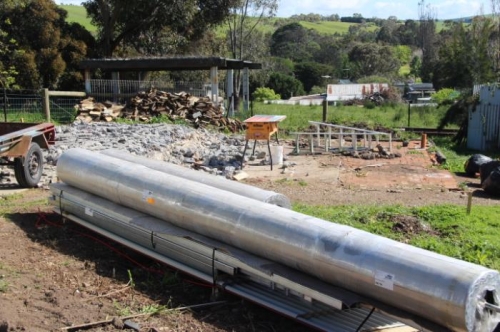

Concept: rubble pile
[[74, 89, 245, 133], [339, 144, 402, 160]]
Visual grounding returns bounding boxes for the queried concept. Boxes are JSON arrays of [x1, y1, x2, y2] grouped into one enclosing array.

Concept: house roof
[[408, 83, 435, 91]]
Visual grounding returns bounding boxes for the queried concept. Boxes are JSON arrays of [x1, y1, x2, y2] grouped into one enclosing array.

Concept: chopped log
[[73, 88, 246, 132]]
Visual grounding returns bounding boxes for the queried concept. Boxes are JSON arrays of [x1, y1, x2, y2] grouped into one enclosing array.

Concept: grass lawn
[[295, 204, 500, 270]]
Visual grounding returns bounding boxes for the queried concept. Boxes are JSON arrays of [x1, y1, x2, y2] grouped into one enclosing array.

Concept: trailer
[[0, 122, 55, 188]]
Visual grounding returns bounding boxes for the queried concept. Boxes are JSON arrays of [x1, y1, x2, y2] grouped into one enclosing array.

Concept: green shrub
[[431, 88, 460, 105], [252, 87, 281, 102], [363, 100, 376, 109]]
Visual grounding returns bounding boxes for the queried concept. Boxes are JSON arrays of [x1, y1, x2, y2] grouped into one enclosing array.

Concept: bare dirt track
[[0, 140, 498, 332]]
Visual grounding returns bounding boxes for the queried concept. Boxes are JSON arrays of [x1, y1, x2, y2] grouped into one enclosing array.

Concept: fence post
[[3, 87, 6, 122], [42, 88, 51, 122], [407, 101, 411, 127], [322, 99, 328, 122]]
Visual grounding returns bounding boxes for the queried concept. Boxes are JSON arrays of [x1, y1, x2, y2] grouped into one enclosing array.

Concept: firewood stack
[[74, 89, 245, 133], [74, 98, 125, 123]]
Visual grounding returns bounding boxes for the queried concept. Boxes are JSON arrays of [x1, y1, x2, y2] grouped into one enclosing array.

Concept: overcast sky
[[56, 0, 493, 20]]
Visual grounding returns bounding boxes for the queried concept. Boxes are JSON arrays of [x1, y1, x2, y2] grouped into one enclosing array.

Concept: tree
[[396, 20, 419, 46], [393, 45, 411, 66], [252, 87, 280, 101], [433, 17, 495, 89], [418, 0, 438, 82], [270, 23, 313, 62], [312, 36, 343, 68], [223, 0, 277, 112], [347, 43, 400, 79], [294, 62, 334, 93], [1, 0, 92, 89], [409, 55, 422, 79], [267, 72, 304, 99], [490, 0, 500, 77], [376, 17, 399, 44], [0, 1, 18, 89], [83, 0, 235, 57]]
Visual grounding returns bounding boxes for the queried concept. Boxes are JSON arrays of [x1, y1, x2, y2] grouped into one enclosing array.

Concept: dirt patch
[[240, 139, 499, 207], [0, 190, 306, 332], [389, 214, 438, 236], [0, 140, 498, 331]]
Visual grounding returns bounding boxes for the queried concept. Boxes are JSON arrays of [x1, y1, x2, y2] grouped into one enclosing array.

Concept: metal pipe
[[99, 149, 291, 209], [56, 148, 500, 332]]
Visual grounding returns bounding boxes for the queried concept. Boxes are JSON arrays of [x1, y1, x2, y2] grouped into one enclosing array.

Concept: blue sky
[[275, 0, 492, 20], [56, 0, 493, 20]]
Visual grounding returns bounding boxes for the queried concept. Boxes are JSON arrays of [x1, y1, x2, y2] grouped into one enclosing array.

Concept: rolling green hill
[[59, 5, 376, 37], [60, 4, 96, 32], [58, 5, 470, 38]]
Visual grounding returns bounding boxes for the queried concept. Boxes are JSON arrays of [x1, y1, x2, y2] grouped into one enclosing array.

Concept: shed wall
[[467, 86, 500, 151]]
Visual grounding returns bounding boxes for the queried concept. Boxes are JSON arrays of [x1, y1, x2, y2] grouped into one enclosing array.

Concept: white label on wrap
[[85, 207, 94, 217], [375, 270, 395, 291]]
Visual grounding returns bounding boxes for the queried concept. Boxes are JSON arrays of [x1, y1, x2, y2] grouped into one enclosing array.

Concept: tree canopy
[[0, 0, 92, 90], [83, 0, 236, 57]]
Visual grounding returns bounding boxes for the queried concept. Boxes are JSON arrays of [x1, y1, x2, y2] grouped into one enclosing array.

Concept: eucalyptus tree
[[224, 0, 278, 110], [417, 0, 437, 83]]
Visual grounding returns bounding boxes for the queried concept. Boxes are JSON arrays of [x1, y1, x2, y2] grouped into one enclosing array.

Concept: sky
[[55, 0, 494, 21], [275, 0, 493, 20]]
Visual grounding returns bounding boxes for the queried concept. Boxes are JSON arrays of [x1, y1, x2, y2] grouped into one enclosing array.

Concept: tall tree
[[376, 16, 399, 45], [0, 1, 18, 89], [490, 0, 500, 78], [294, 61, 334, 93], [270, 23, 316, 62], [1, 0, 91, 89], [434, 17, 496, 89], [224, 0, 278, 112], [396, 20, 419, 46], [418, 0, 437, 83], [347, 43, 400, 80], [83, 0, 235, 57]]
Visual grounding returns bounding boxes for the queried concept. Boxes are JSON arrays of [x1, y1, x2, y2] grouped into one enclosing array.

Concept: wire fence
[[88, 79, 225, 103], [0, 89, 82, 124], [1, 80, 226, 124], [1, 89, 46, 123]]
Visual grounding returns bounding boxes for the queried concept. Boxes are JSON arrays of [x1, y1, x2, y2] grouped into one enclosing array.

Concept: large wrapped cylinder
[[100, 149, 291, 208], [57, 148, 500, 332]]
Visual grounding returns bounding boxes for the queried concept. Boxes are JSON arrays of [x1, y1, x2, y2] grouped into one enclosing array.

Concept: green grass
[[432, 137, 500, 174], [59, 5, 379, 37], [240, 102, 454, 134], [59, 5, 96, 32], [294, 203, 500, 270], [0, 193, 48, 215], [0, 280, 8, 293], [299, 21, 358, 34]]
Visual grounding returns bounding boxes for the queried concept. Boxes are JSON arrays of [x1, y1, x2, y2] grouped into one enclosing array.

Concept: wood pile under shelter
[[74, 89, 245, 132]]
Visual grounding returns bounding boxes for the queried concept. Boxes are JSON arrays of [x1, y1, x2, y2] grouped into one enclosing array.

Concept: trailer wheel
[[14, 143, 43, 188]]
